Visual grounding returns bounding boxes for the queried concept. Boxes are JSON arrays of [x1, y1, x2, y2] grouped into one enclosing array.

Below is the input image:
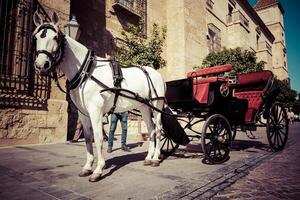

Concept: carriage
[[160, 64, 289, 164], [32, 12, 289, 181]]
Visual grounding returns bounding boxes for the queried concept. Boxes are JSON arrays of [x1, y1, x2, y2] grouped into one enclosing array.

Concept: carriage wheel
[[160, 132, 179, 156], [201, 114, 232, 164], [267, 103, 288, 151]]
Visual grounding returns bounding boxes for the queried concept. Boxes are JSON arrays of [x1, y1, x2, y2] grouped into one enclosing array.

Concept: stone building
[[0, 0, 289, 146]]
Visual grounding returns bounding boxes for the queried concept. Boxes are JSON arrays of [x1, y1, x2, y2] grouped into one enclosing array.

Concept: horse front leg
[[88, 112, 105, 182], [78, 114, 94, 177]]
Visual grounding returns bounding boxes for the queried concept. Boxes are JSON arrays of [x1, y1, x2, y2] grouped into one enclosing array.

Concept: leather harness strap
[[107, 61, 124, 114], [67, 50, 94, 90]]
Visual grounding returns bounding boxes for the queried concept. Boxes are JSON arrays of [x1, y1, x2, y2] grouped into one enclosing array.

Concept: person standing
[[107, 112, 131, 153], [70, 119, 108, 143]]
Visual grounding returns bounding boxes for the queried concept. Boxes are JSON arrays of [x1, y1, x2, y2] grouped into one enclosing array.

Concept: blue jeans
[[108, 112, 128, 147]]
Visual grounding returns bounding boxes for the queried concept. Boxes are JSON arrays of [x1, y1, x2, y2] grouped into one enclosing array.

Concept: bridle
[[33, 23, 65, 70]]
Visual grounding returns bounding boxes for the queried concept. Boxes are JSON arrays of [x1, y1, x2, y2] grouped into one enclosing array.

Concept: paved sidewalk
[[0, 124, 299, 200]]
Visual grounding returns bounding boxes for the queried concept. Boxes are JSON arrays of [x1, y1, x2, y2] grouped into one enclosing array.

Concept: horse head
[[32, 11, 64, 75]]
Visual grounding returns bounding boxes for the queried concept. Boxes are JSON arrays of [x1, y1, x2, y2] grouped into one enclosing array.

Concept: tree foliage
[[200, 47, 265, 73], [199, 47, 299, 113], [115, 22, 166, 69], [276, 79, 297, 104], [276, 79, 299, 113]]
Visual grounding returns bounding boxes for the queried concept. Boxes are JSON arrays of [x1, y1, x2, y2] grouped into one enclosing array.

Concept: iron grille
[[0, 0, 51, 110], [113, 0, 146, 17]]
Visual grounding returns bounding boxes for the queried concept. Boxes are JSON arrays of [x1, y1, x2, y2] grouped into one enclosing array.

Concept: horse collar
[[67, 50, 95, 90]]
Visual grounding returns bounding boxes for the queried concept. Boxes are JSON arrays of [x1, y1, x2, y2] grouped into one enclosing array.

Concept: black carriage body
[[165, 77, 247, 124], [161, 66, 288, 162]]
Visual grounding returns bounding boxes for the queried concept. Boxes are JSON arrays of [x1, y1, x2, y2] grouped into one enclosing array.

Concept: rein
[[34, 24, 183, 118]]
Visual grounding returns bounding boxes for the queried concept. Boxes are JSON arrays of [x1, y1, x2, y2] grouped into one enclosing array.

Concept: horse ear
[[51, 12, 59, 25], [33, 11, 43, 26]]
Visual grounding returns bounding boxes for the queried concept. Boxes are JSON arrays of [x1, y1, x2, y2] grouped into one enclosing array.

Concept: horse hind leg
[[78, 114, 94, 177], [150, 99, 164, 167], [140, 106, 156, 166]]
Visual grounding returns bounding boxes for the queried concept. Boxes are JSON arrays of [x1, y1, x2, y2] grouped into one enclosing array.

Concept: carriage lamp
[[64, 15, 81, 40]]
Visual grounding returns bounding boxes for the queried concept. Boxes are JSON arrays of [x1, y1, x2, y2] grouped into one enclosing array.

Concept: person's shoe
[[107, 146, 112, 153], [121, 145, 131, 152]]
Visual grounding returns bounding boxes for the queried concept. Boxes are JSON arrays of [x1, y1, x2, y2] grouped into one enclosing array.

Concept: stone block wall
[[0, 100, 68, 147], [0, 0, 70, 147]]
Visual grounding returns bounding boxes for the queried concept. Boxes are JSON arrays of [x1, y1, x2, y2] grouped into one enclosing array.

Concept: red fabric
[[234, 91, 263, 123], [187, 64, 232, 78], [193, 83, 209, 104], [237, 70, 273, 85], [192, 77, 226, 104]]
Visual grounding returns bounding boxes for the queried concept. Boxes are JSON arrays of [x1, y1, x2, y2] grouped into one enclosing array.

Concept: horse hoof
[[143, 159, 152, 166], [78, 169, 93, 177], [151, 160, 160, 167], [89, 173, 102, 182]]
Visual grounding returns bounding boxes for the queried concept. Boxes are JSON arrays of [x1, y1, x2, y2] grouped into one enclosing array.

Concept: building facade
[[0, 0, 288, 146]]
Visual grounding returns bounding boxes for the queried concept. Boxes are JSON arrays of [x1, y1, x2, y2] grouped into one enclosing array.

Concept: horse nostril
[[34, 62, 41, 69], [44, 61, 50, 69]]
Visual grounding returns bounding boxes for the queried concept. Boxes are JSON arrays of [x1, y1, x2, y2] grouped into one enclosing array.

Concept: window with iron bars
[[0, 0, 51, 110]]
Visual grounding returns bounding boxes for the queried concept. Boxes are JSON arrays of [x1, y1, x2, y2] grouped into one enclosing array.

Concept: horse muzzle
[[34, 60, 52, 75]]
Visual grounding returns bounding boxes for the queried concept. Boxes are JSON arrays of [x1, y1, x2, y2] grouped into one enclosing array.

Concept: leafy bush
[[199, 47, 265, 73], [115, 22, 166, 69]]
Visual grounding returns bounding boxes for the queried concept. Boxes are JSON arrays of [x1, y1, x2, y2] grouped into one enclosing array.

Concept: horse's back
[[122, 66, 165, 97]]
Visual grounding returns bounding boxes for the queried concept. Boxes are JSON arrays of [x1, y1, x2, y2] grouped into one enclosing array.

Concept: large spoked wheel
[[201, 114, 232, 164], [160, 131, 179, 156], [267, 102, 289, 152]]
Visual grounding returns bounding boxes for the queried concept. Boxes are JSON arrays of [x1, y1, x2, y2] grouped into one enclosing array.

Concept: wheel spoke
[[208, 125, 214, 134], [217, 143, 223, 157], [207, 142, 213, 155], [270, 129, 275, 139], [166, 139, 170, 152], [277, 130, 284, 145], [278, 128, 287, 137], [278, 108, 283, 122], [161, 137, 167, 147], [217, 123, 226, 135], [170, 140, 175, 149]]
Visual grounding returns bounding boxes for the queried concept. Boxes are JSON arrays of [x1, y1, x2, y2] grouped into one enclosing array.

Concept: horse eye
[[53, 36, 58, 41]]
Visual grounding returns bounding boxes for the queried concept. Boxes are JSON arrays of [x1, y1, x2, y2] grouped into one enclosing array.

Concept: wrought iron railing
[[0, 0, 51, 110], [113, 0, 146, 17]]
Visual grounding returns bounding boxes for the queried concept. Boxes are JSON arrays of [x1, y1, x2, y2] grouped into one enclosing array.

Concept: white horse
[[33, 12, 166, 182]]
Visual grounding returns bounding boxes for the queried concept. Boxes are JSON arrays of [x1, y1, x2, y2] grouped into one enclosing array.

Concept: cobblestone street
[[212, 122, 300, 200], [0, 123, 299, 199]]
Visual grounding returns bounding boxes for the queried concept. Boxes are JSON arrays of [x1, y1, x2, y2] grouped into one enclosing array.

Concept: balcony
[[227, 11, 249, 30], [257, 41, 272, 53], [112, 0, 145, 18]]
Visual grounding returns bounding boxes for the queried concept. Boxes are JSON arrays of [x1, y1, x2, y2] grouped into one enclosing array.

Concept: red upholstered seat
[[187, 65, 232, 104], [187, 64, 232, 78], [234, 91, 263, 123], [237, 70, 273, 87], [233, 70, 273, 123]]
